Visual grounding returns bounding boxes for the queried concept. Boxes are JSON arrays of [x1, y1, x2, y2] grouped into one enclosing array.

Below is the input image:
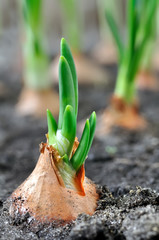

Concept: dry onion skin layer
[[9, 143, 98, 224], [9, 38, 99, 225], [99, 95, 146, 133], [136, 70, 159, 91]]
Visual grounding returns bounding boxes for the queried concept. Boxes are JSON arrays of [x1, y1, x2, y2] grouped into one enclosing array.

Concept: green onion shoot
[[135, 1, 158, 89], [22, 0, 51, 90], [106, 0, 157, 104], [47, 38, 96, 186]]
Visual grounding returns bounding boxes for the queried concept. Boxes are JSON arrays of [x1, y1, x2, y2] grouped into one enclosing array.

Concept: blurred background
[[0, 0, 104, 72], [0, 0, 158, 100], [0, 0, 107, 104]]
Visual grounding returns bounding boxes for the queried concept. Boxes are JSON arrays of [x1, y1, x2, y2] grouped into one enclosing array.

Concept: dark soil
[[0, 31, 159, 239]]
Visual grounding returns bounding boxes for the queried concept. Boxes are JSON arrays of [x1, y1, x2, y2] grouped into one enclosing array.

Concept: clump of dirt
[[69, 186, 159, 240]]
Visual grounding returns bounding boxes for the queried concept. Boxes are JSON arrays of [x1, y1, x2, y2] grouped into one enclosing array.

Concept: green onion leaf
[[128, 0, 157, 82], [47, 109, 57, 145], [76, 111, 96, 169], [58, 56, 75, 129], [127, 0, 136, 61], [70, 119, 90, 172], [105, 10, 124, 62], [61, 38, 78, 117], [86, 111, 96, 155], [61, 105, 76, 157]]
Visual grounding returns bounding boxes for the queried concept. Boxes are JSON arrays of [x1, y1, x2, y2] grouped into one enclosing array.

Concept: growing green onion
[[22, 0, 51, 90], [106, 0, 157, 104], [47, 38, 96, 180]]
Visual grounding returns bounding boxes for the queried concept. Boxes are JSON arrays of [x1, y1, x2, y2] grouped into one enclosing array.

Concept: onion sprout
[[47, 38, 96, 173], [106, 0, 157, 104], [136, 1, 157, 72], [22, 0, 51, 90]]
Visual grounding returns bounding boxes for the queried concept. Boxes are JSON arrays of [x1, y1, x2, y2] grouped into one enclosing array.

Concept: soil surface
[[0, 31, 159, 239]]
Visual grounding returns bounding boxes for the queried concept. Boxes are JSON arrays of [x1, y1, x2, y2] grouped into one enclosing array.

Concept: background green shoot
[[106, 0, 158, 104], [22, 0, 51, 90]]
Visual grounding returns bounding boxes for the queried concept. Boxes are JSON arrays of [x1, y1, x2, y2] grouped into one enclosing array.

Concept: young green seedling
[[97, 0, 157, 130], [47, 38, 96, 183], [17, 0, 59, 117], [10, 39, 98, 225], [106, 0, 157, 103], [22, 0, 50, 90], [135, 0, 158, 90]]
